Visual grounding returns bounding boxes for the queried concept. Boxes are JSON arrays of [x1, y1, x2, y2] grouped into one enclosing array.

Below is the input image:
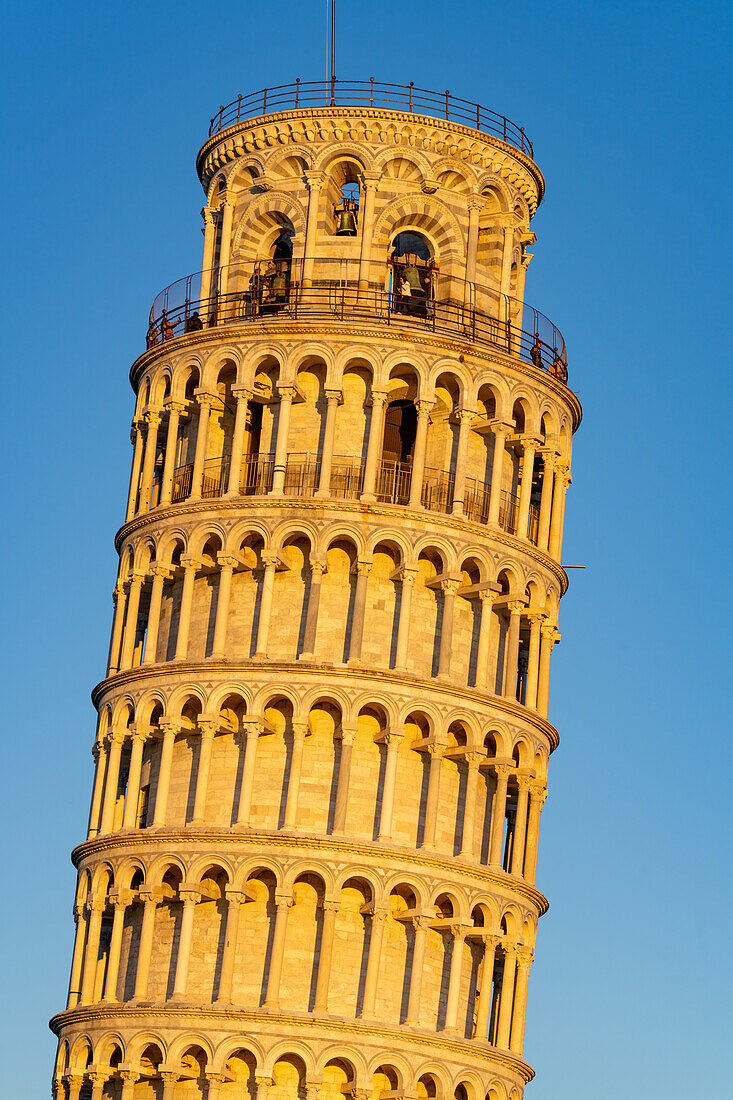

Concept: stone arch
[[233, 191, 307, 258], [374, 195, 464, 268]]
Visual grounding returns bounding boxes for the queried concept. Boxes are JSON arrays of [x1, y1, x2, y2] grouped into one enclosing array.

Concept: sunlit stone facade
[[51, 84, 581, 1100]]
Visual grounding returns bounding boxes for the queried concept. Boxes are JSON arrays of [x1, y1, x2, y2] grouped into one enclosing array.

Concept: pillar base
[[314, 489, 332, 499]]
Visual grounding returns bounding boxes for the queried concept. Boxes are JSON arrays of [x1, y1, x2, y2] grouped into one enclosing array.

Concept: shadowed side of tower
[[51, 81, 580, 1100]]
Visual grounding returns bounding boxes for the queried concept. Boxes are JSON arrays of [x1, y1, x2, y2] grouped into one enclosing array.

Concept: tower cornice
[[195, 106, 545, 211]]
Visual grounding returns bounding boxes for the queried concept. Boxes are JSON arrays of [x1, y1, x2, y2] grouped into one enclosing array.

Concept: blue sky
[[1, 2, 731, 1096]]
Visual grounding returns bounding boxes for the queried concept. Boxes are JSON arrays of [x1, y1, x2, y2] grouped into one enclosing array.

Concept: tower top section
[[197, 78, 544, 209]]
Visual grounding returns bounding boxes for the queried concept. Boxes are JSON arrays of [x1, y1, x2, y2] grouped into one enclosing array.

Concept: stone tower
[[51, 81, 580, 1100]]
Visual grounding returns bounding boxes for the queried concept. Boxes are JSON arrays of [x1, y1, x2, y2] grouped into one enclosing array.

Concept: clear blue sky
[[2, 2, 731, 1096]]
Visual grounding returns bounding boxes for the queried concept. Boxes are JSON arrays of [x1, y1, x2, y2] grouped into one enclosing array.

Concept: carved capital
[[530, 783, 548, 806], [216, 553, 240, 570]]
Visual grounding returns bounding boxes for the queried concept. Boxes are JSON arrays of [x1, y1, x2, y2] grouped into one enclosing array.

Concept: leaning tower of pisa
[[51, 81, 581, 1100]]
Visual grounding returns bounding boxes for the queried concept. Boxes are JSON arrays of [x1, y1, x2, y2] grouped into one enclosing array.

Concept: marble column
[[346, 560, 371, 664], [142, 564, 171, 665], [299, 559, 325, 659], [87, 741, 107, 838], [270, 385, 295, 496], [225, 387, 253, 496], [173, 557, 198, 661], [253, 555, 278, 658], [496, 946, 517, 1049], [217, 194, 236, 301], [99, 730, 124, 835], [199, 206, 216, 305], [191, 717, 219, 824], [405, 915, 430, 1026], [313, 900, 339, 1012], [360, 908, 388, 1019], [171, 888, 201, 999], [160, 402, 186, 506], [360, 390, 388, 501], [152, 719, 179, 827], [523, 784, 547, 885], [125, 418, 145, 521], [235, 722, 262, 826], [443, 924, 467, 1033], [509, 950, 533, 1054], [132, 889, 158, 1000], [473, 934, 499, 1040], [515, 438, 537, 539], [437, 579, 459, 679], [302, 173, 325, 286], [283, 720, 308, 828], [106, 581, 127, 675], [119, 573, 144, 670], [408, 400, 434, 507], [263, 893, 293, 1008], [503, 601, 525, 699], [549, 465, 570, 559], [537, 450, 556, 550], [488, 764, 510, 867], [377, 730, 403, 841], [216, 888, 245, 1004], [537, 624, 559, 718], [421, 743, 444, 850], [102, 891, 130, 1003], [66, 904, 87, 1008], [459, 752, 483, 860], [510, 777, 530, 877], [315, 390, 341, 497], [80, 898, 105, 1004], [210, 555, 238, 659], [191, 393, 215, 499], [357, 172, 381, 291], [393, 566, 417, 671], [524, 614, 543, 709], [121, 726, 148, 829], [475, 589, 498, 690], [451, 410, 474, 517], [138, 410, 162, 512], [487, 422, 511, 526], [332, 727, 356, 834]]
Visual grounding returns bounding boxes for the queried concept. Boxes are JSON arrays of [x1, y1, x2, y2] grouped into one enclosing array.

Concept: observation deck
[[145, 259, 568, 385]]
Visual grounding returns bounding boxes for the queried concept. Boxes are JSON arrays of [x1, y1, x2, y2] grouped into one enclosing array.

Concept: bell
[[405, 263, 423, 293], [335, 207, 358, 236]]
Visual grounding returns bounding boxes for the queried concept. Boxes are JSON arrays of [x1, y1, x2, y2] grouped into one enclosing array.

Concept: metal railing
[[153, 448, 539, 541], [148, 258, 567, 382], [241, 453, 274, 496], [207, 79, 533, 157]]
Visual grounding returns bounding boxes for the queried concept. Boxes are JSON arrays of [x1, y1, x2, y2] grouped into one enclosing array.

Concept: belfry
[[51, 80, 581, 1100]]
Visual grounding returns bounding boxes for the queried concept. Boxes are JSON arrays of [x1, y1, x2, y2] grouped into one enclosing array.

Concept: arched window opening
[[378, 399, 417, 505], [334, 181, 360, 235], [327, 162, 361, 235], [250, 229, 294, 314], [389, 231, 437, 317]]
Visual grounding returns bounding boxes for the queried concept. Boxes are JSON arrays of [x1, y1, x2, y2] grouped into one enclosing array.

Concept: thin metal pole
[[331, 0, 336, 104]]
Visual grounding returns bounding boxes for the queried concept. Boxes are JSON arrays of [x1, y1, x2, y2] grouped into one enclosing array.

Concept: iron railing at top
[[207, 79, 533, 158], [148, 258, 568, 383]]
